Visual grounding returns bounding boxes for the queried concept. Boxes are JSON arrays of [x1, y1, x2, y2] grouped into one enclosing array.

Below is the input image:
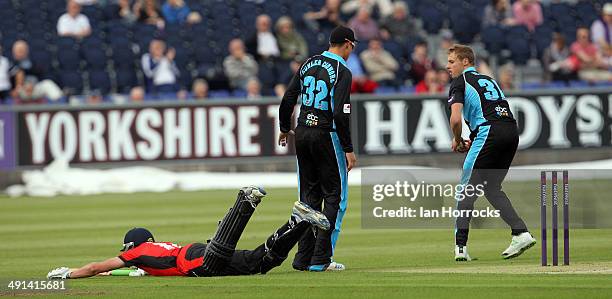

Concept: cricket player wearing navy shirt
[[446, 44, 536, 261], [278, 26, 358, 272]]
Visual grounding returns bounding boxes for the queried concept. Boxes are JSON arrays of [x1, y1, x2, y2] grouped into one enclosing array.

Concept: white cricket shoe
[[242, 186, 266, 206], [292, 201, 331, 231], [455, 245, 472, 261], [47, 267, 72, 279], [502, 232, 537, 259], [308, 262, 346, 272]]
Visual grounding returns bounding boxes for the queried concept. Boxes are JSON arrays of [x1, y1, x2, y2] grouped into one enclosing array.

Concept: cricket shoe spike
[[308, 262, 346, 272], [241, 186, 267, 207], [455, 245, 472, 261], [292, 201, 331, 230], [502, 232, 536, 259]]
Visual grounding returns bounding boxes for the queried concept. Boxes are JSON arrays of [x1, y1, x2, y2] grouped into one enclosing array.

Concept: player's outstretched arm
[[47, 257, 125, 279]]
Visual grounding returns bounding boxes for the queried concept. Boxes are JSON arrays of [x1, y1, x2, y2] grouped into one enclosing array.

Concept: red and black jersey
[[118, 242, 207, 276]]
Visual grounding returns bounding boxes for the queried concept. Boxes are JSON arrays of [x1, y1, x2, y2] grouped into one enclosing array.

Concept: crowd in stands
[[0, 0, 610, 105]]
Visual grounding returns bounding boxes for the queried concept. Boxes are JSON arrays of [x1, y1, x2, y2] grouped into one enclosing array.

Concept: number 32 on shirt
[[301, 76, 329, 111]]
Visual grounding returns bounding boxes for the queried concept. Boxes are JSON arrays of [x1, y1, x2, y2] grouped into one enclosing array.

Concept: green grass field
[[1, 187, 611, 298]]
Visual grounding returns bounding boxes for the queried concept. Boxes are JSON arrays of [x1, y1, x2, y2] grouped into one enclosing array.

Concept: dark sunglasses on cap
[[345, 38, 356, 48]]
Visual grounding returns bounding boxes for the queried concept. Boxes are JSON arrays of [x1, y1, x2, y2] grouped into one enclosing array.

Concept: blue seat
[[60, 71, 84, 93], [82, 5, 103, 23], [56, 37, 78, 50], [30, 50, 53, 74], [194, 46, 216, 64], [419, 5, 444, 34], [172, 44, 192, 69], [534, 25, 553, 58], [383, 41, 405, 61], [83, 47, 107, 70], [57, 49, 81, 70], [575, 1, 597, 26], [107, 20, 131, 38], [375, 86, 398, 94], [209, 90, 231, 98], [507, 25, 530, 39], [258, 61, 277, 88], [481, 25, 506, 56], [177, 67, 192, 90], [231, 89, 247, 97], [506, 39, 530, 65], [450, 12, 479, 44], [115, 68, 137, 93], [89, 70, 111, 94]]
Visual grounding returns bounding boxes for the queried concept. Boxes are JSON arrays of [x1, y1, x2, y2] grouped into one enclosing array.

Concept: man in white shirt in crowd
[[141, 39, 181, 95], [247, 14, 280, 61], [57, 0, 92, 39]]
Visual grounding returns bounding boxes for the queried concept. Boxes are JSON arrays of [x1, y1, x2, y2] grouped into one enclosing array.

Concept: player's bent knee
[[201, 240, 235, 275]]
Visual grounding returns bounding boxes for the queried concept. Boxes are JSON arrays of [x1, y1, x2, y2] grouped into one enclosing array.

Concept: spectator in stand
[[434, 30, 454, 68], [13, 76, 46, 104], [415, 69, 443, 94], [9, 40, 62, 102], [476, 55, 494, 77], [86, 89, 103, 105], [161, 0, 201, 25], [348, 8, 380, 41], [482, 0, 516, 28], [570, 27, 611, 82], [276, 17, 308, 63], [246, 78, 262, 100], [57, 0, 92, 39], [303, 0, 343, 31], [498, 63, 516, 90], [112, 0, 137, 24], [129, 86, 145, 102], [341, 0, 393, 18], [274, 84, 286, 98], [437, 68, 451, 93], [346, 52, 378, 93], [360, 39, 399, 87], [134, 0, 165, 28], [380, 2, 422, 43], [223, 39, 259, 90], [591, 3, 612, 59], [543, 32, 577, 83], [246, 14, 280, 61], [141, 39, 181, 94], [191, 79, 209, 100], [0, 46, 11, 102], [512, 0, 542, 32], [409, 42, 437, 84], [74, 0, 97, 6]]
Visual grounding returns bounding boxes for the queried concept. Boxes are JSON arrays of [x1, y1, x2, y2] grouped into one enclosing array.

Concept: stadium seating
[[0, 0, 607, 101]]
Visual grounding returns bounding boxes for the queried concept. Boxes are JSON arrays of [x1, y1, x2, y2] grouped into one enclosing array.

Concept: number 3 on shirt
[[477, 78, 500, 101], [302, 76, 329, 110]]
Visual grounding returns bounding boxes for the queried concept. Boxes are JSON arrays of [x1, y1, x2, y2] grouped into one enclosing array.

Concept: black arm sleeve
[[279, 72, 301, 133], [447, 75, 465, 108], [333, 69, 353, 153]]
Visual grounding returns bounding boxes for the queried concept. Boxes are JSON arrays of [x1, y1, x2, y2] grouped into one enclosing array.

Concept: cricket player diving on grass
[[47, 187, 330, 279], [278, 25, 357, 272], [446, 44, 536, 262]]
